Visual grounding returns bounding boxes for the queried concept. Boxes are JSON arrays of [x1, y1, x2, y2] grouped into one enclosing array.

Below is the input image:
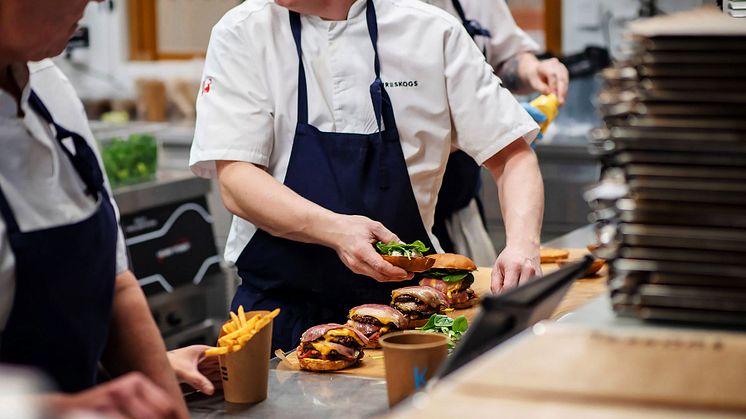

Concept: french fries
[[205, 307, 280, 357]]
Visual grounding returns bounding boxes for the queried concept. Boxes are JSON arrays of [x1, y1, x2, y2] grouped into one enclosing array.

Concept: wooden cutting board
[[277, 248, 607, 378]]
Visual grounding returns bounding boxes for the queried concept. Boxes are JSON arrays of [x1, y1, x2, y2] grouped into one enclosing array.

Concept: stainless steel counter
[[186, 224, 599, 418], [187, 371, 388, 419], [112, 169, 210, 215]]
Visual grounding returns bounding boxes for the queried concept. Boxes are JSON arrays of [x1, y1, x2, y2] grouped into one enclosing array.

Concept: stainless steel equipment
[[114, 171, 228, 348]]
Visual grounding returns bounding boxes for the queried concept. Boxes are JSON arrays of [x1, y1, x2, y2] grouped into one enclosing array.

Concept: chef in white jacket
[[191, 0, 544, 350]]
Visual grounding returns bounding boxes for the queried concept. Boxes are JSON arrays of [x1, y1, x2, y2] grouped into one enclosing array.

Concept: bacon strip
[[300, 323, 369, 345], [392, 286, 449, 308], [349, 304, 407, 328]]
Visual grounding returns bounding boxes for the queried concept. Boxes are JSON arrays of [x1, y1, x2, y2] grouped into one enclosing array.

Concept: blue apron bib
[[433, 0, 491, 253], [233, 0, 433, 351], [0, 91, 118, 393]]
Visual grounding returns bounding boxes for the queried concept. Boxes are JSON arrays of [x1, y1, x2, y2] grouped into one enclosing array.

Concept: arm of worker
[[99, 270, 189, 419], [42, 372, 181, 419], [498, 53, 569, 105], [484, 140, 544, 294], [442, 13, 543, 294], [471, 0, 569, 103], [216, 160, 411, 283]]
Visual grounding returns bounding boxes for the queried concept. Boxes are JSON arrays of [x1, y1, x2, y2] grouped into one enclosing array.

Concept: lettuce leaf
[[375, 240, 430, 259], [416, 314, 469, 349]]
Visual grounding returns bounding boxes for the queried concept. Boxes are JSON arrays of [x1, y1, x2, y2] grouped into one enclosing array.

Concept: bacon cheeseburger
[[297, 324, 369, 372], [419, 253, 479, 309], [346, 304, 408, 348], [390, 286, 449, 328]]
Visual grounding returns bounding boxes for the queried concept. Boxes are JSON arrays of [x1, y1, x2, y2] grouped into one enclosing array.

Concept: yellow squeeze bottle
[[529, 93, 559, 135]]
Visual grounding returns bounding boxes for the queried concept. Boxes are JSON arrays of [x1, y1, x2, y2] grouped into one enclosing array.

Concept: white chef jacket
[[0, 60, 129, 331], [422, 0, 540, 71], [190, 0, 539, 265]]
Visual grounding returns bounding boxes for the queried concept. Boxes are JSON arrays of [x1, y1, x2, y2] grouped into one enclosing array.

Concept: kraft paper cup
[[379, 331, 449, 406], [218, 310, 273, 404]]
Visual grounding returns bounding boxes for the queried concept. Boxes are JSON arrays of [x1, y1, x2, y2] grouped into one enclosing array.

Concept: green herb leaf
[[416, 313, 469, 349], [375, 240, 430, 258], [441, 272, 470, 283], [452, 316, 468, 333]]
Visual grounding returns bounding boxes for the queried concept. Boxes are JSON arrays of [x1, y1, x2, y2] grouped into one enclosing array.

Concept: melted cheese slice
[[311, 341, 334, 355], [325, 328, 365, 345]]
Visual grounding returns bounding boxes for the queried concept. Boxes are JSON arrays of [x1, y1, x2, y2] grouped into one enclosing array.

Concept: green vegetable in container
[[100, 133, 158, 187]]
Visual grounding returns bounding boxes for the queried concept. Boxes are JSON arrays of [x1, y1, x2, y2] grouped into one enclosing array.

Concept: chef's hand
[[45, 371, 183, 419], [327, 214, 414, 282], [525, 57, 569, 105], [491, 244, 542, 294], [167, 345, 221, 395]]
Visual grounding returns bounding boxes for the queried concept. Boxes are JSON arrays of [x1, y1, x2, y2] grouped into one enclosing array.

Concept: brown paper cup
[[379, 331, 449, 406], [218, 311, 273, 404]]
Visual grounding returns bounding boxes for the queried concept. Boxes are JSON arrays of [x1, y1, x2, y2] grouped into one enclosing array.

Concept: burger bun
[[382, 255, 435, 273], [427, 253, 477, 271], [298, 356, 360, 372]]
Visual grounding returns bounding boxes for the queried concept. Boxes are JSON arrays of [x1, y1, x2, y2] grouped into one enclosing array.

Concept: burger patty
[[393, 295, 421, 303], [351, 315, 384, 327], [329, 336, 358, 346]]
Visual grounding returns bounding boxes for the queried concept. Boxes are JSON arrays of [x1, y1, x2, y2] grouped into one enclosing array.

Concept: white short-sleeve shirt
[[422, 0, 540, 70], [0, 60, 129, 331], [190, 0, 538, 265]]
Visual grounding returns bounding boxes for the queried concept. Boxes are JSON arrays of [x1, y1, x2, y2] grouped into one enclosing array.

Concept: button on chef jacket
[[0, 60, 129, 331], [190, 0, 539, 266], [421, 0, 539, 70]]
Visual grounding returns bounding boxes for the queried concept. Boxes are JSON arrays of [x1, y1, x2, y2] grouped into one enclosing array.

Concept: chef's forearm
[[484, 139, 544, 249], [215, 160, 339, 247], [497, 52, 538, 95], [101, 270, 188, 415]]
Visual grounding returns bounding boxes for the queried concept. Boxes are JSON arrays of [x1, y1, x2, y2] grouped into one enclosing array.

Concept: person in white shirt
[[0, 1, 188, 417], [190, 0, 544, 350], [426, 0, 569, 266]]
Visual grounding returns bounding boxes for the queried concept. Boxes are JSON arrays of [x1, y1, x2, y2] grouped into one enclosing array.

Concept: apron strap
[[366, 0, 396, 136], [450, 0, 491, 39], [366, 0, 394, 190], [0, 183, 20, 235], [289, 11, 309, 125], [27, 91, 105, 198]]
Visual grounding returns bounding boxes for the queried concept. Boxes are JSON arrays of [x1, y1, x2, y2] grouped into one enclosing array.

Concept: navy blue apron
[[432, 0, 491, 253], [233, 0, 432, 352], [0, 91, 118, 393]]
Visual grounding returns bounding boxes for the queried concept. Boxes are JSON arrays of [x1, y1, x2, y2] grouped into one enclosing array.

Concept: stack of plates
[[586, 7, 746, 326]]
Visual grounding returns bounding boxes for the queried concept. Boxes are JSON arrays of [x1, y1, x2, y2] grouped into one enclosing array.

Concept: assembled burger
[[346, 304, 408, 348], [375, 240, 435, 273], [390, 286, 449, 328], [297, 324, 369, 372], [419, 253, 479, 309]]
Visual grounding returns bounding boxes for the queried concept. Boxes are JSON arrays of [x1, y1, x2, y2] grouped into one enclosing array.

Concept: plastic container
[[530, 93, 560, 135]]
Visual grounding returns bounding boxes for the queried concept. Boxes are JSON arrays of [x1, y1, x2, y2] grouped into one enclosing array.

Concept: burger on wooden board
[[296, 324, 369, 372], [419, 253, 479, 309], [346, 304, 408, 349], [390, 286, 449, 328]]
